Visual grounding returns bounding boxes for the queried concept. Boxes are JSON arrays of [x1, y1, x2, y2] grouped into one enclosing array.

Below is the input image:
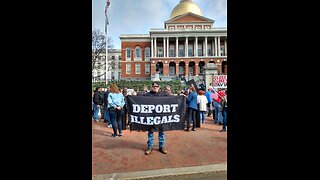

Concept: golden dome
[[170, 0, 202, 19]]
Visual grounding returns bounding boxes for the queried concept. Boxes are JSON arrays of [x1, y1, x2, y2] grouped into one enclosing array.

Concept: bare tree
[[92, 29, 114, 80]]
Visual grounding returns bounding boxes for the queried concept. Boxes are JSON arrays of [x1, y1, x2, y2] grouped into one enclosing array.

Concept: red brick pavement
[[92, 116, 227, 175]]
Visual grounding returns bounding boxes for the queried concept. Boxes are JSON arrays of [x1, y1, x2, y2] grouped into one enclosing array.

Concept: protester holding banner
[[162, 85, 173, 96], [122, 88, 128, 130], [107, 84, 125, 137], [185, 86, 198, 131], [143, 82, 169, 155]]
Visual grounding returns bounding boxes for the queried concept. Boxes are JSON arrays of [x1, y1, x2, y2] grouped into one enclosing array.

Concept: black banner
[[126, 95, 187, 132]]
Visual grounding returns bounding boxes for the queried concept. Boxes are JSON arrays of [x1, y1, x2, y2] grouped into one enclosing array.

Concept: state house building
[[120, 0, 227, 81]]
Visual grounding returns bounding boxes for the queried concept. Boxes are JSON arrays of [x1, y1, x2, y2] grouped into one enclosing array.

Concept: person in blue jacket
[[185, 86, 198, 131]]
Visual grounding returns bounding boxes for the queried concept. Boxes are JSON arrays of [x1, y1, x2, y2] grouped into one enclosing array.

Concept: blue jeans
[[104, 106, 111, 124], [147, 130, 164, 149], [222, 107, 227, 130], [213, 102, 223, 124], [199, 111, 205, 123], [109, 108, 124, 136], [187, 107, 196, 130], [93, 104, 100, 121]]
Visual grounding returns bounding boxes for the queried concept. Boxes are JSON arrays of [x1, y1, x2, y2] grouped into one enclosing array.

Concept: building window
[[220, 46, 224, 56], [198, 44, 203, 56], [177, 26, 184, 29], [135, 64, 141, 74], [145, 47, 150, 61], [195, 25, 202, 29], [207, 44, 212, 56], [204, 25, 211, 29], [111, 56, 115, 60], [179, 45, 184, 57], [169, 66, 175, 76], [158, 47, 163, 57], [168, 26, 175, 30], [186, 25, 193, 29], [188, 44, 193, 57], [111, 72, 115, 80], [169, 45, 175, 57], [126, 48, 131, 60], [135, 46, 141, 60], [145, 64, 150, 74], [126, 63, 131, 74], [119, 55, 121, 60]]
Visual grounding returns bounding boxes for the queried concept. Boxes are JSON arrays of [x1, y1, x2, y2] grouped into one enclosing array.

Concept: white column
[[218, 37, 221, 57], [163, 37, 166, 58], [151, 38, 154, 58], [224, 39, 227, 56], [185, 37, 188, 57], [214, 37, 217, 57], [166, 37, 169, 57], [154, 37, 157, 57], [204, 36, 208, 57], [195, 36, 198, 57], [176, 37, 179, 57]]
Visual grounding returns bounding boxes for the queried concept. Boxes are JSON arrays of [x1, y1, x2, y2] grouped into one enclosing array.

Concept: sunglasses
[[152, 86, 159, 87]]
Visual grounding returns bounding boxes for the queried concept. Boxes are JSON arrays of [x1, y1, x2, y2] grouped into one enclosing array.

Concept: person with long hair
[[185, 86, 198, 131], [107, 84, 125, 137]]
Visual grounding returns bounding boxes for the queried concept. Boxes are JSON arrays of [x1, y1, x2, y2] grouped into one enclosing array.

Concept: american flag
[[105, 0, 110, 16]]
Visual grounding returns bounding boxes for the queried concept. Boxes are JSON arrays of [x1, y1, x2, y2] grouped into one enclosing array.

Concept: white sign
[[126, 89, 134, 95], [213, 75, 227, 88]]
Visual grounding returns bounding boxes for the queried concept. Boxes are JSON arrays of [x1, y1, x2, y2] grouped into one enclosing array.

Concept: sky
[[92, 0, 227, 49]]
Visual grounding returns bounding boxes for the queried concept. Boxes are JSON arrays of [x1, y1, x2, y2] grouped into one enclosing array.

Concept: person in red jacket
[[212, 88, 223, 124]]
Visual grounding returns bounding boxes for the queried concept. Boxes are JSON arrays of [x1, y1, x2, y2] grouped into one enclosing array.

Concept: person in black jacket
[[220, 90, 227, 132], [143, 82, 169, 155], [93, 87, 104, 122]]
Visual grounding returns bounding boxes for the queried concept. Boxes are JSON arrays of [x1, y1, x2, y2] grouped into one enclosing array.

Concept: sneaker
[[184, 129, 190, 132], [145, 148, 153, 155], [111, 134, 118, 137], [118, 132, 122, 136], [191, 129, 196, 131], [159, 147, 168, 154], [107, 124, 112, 128], [220, 129, 227, 132]]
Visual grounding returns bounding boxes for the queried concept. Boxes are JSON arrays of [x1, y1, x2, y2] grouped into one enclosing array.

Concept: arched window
[[135, 46, 141, 60]]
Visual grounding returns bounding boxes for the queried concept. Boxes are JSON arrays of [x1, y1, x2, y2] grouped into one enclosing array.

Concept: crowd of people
[[92, 81, 227, 155]]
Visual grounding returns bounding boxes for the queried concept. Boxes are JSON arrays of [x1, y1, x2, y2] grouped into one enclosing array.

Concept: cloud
[[93, 0, 227, 49]]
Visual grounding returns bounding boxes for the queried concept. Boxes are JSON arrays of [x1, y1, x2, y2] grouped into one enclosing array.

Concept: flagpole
[[104, 0, 109, 85], [105, 17, 108, 85]]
